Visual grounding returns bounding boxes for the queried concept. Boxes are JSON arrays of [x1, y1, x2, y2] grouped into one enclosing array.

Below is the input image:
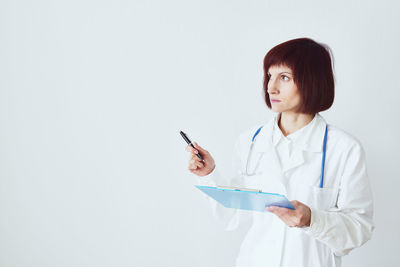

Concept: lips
[[270, 99, 281, 102]]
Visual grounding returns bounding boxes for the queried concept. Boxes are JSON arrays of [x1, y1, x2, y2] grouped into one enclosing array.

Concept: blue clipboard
[[195, 185, 295, 212]]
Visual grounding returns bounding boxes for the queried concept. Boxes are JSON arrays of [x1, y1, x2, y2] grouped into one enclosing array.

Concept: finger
[[193, 142, 208, 154], [189, 158, 203, 168], [190, 153, 202, 162], [188, 161, 198, 170], [195, 161, 204, 168], [290, 200, 298, 206], [186, 146, 200, 156], [290, 200, 303, 209], [186, 145, 196, 153], [188, 164, 196, 171], [266, 206, 276, 213], [190, 158, 198, 165], [266, 206, 289, 216]]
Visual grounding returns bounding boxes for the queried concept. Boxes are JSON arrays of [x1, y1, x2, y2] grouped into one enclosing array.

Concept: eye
[[281, 75, 290, 81]]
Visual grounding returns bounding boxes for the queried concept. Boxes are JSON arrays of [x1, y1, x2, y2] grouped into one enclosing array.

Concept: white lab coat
[[196, 113, 374, 267]]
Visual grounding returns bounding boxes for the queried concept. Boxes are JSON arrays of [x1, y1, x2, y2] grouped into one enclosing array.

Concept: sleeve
[[301, 142, 375, 256], [195, 136, 253, 231]]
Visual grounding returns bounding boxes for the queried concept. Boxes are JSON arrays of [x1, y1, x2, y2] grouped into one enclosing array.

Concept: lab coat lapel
[[253, 117, 305, 175], [281, 149, 305, 174], [252, 120, 287, 193], [249, 113, 328, 195], [281, 113, 328, 173]]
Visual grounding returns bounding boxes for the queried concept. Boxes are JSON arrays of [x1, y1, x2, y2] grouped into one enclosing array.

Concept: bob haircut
[[263, 38, 335, 114]]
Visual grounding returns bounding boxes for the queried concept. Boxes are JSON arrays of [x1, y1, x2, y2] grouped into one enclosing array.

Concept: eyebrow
[[268, 71, 292, 75]]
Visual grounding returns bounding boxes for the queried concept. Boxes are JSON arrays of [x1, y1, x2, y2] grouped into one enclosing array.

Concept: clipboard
[[195, 185, 295, 212]]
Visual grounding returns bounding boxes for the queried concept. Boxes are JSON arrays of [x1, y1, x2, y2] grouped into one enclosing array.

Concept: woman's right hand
[[186, 141, 215, 177]]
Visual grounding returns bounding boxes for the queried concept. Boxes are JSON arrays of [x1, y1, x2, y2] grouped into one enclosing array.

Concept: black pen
[[180, 131, 204, 161]]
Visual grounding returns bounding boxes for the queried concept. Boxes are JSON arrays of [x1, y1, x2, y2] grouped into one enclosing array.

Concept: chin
[[270, 106, 284, 113]]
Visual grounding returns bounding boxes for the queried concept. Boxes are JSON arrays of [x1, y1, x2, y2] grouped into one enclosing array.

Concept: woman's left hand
[[265, 200, 311, 228]]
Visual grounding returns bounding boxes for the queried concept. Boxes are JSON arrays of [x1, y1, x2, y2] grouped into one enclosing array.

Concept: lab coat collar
[[254, 112, 327, 153]]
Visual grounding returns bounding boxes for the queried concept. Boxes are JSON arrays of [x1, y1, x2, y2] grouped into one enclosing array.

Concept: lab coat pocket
[[295, 184, 339, 211]]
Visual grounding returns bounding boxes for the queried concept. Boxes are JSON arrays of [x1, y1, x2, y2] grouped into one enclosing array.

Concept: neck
[[278, 112, 315, 137]]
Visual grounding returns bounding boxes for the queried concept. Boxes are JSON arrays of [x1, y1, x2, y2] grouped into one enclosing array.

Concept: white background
[[1, 0, 399, 266]]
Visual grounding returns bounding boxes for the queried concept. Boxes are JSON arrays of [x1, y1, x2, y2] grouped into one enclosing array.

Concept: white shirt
[[196, 113, 374, 267], [274, 113, 317, 186]]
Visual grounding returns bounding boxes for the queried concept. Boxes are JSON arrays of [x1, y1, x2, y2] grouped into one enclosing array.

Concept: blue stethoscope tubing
[[319, 125, 328, 188], [248, 125, 328, 188]]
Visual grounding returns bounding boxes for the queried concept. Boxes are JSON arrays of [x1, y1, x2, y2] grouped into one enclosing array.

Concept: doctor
[[186, 38, 374, 267]]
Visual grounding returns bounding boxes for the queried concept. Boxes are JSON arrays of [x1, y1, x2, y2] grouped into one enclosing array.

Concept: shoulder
[[327, 124, 365, 155], [235, 118, 274, 148], [231, 123, 269, 165], [238, 119, 273, 141], [233, 125, 260, 152], [239, 125, 265, 141]]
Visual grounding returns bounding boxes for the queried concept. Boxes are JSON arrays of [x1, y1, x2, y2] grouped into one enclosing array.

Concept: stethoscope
[[245, 125, 328, 188]]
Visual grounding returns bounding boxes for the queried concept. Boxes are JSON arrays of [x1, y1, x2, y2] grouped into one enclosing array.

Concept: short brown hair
[[263, 38, 335, 114]]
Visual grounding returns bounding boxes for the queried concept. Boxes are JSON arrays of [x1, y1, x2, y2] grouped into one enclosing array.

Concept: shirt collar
[[254, 112, 327, 153], [272, 112, 313, 146]]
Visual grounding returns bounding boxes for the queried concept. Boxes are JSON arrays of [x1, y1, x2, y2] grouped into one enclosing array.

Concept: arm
[[195, 138, 253, 231], [301, 143, 375, 256]]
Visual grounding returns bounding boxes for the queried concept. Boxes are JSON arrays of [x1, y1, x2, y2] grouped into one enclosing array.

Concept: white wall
[[1, 0, 399, 266]]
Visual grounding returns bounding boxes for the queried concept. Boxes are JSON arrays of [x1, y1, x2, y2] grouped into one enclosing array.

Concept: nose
[[267, 77, 279, 95]]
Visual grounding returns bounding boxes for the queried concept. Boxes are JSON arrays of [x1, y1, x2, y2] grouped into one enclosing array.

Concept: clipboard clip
[[217, 185, 262, 193]]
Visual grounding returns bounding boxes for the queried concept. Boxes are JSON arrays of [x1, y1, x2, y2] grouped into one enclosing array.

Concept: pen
[[180, 131, 204, 161]]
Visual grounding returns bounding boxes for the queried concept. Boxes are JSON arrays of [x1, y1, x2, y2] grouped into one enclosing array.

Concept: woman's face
[[267, 65, 301, 114]]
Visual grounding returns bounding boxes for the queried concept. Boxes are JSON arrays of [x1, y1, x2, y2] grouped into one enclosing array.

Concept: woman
[[186, 38, 374, 267]]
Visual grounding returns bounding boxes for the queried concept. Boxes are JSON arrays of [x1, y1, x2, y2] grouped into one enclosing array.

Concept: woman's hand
[[186, 142, 215, 177], [265, 200, 311, 228]]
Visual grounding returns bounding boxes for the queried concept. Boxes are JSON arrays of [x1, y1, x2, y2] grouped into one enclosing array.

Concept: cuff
[[196, 166, 221, 187], [301, 206, 324, 237]]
